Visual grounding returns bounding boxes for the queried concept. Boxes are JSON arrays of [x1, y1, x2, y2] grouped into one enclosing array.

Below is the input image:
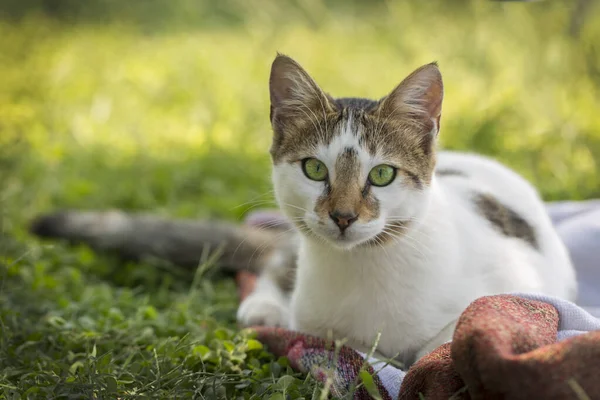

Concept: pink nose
[[329, 211, 358, 232]]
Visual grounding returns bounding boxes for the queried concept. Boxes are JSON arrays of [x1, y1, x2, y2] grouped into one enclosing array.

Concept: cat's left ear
[[269, 54, 335, 129], [375, 62, 443, 136]]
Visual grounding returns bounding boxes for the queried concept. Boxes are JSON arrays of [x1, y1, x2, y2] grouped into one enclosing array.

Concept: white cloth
[[547, 201, 600, 311]]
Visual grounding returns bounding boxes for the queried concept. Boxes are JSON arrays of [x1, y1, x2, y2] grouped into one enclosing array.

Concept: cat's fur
[[30, 54, 577, 365]]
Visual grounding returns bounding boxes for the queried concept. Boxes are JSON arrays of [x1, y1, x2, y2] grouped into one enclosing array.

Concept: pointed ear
[[376, 62, 443, 135], [269, 54, 335, 127]]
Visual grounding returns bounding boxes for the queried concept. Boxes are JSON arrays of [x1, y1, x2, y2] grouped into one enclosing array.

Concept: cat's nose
[[329, 211, 358, 232]]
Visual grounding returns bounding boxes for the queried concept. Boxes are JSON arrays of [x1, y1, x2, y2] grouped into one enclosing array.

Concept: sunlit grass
[[1, 0, 599, 397], [2, 2, 599, 205]]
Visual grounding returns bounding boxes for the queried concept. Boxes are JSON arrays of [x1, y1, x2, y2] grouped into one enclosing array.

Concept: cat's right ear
[[269, 54, 335, 129], [375, 62, 443, 137]]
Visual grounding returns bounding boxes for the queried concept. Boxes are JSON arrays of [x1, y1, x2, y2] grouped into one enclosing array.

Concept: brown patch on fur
[[313, 147, 381, 224], [338, 108, 436, 188], [270, 109, 343, 164], [474, 193, 539, 249]]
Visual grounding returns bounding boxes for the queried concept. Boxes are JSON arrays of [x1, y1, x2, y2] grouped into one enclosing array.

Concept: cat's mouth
[[301, 219, 382, 250], [333, 232, 367, 249], [299, 217, 410, 250]]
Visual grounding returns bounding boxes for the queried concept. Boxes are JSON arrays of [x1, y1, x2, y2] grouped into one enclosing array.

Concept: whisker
[[386, 230, 431, 262], [236, 201, 280, 216], [247, 227, 299, 268], [279, 202, 312, 214], [230, 217, 302, 266], [231, 190, 276, 209]]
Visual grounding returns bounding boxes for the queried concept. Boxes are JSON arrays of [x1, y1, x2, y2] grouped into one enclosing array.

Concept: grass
[[1, 0, 599, 398]]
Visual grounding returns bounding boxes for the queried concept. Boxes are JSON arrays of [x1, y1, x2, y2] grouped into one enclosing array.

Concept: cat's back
[[435, 151, 551, 229], [436, 151, 538, 206], [434, 150, 577, 301]]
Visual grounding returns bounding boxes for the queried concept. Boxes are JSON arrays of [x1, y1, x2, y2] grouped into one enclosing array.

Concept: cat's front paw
[[237, 293, 289, 328]]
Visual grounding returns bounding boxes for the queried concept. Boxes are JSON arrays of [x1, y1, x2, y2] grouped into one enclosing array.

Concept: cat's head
[[269, 54, 443, 250]]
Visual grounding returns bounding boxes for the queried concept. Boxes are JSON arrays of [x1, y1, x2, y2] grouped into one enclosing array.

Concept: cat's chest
[[290, 246, 451, 359]]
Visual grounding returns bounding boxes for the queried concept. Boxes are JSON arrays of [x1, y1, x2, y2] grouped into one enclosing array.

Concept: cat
[[31, 54, 577, 365]]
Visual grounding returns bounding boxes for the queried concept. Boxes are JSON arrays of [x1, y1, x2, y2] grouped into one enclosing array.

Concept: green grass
[[1, 0, 599, 398]]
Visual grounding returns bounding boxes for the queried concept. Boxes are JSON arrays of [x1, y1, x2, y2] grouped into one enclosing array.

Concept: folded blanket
[[241, 276, 600, 399], [400, 294, 600, 400], [240, 204, 600, 399]]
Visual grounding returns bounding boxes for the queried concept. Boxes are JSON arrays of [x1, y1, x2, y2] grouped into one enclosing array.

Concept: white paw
[[237, 294, 289, 327]]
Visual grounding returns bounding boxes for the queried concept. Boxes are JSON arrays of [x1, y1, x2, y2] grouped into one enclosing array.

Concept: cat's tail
[[29, 210, 292, 273]]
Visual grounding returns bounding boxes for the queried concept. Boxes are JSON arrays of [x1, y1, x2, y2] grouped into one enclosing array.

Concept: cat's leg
[[237, 269, 291, 327]]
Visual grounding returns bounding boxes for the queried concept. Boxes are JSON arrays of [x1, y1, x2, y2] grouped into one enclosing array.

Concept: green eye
[[302, 158, 328, 181], [368, 164, 396, 187]]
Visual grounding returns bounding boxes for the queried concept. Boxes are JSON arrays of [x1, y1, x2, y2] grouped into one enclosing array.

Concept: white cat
[[237, 54, 577, 364], [29, 53, 578, 366]]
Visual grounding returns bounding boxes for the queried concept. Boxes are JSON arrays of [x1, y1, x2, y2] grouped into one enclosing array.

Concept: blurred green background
[[0, 0, 599, 397]]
